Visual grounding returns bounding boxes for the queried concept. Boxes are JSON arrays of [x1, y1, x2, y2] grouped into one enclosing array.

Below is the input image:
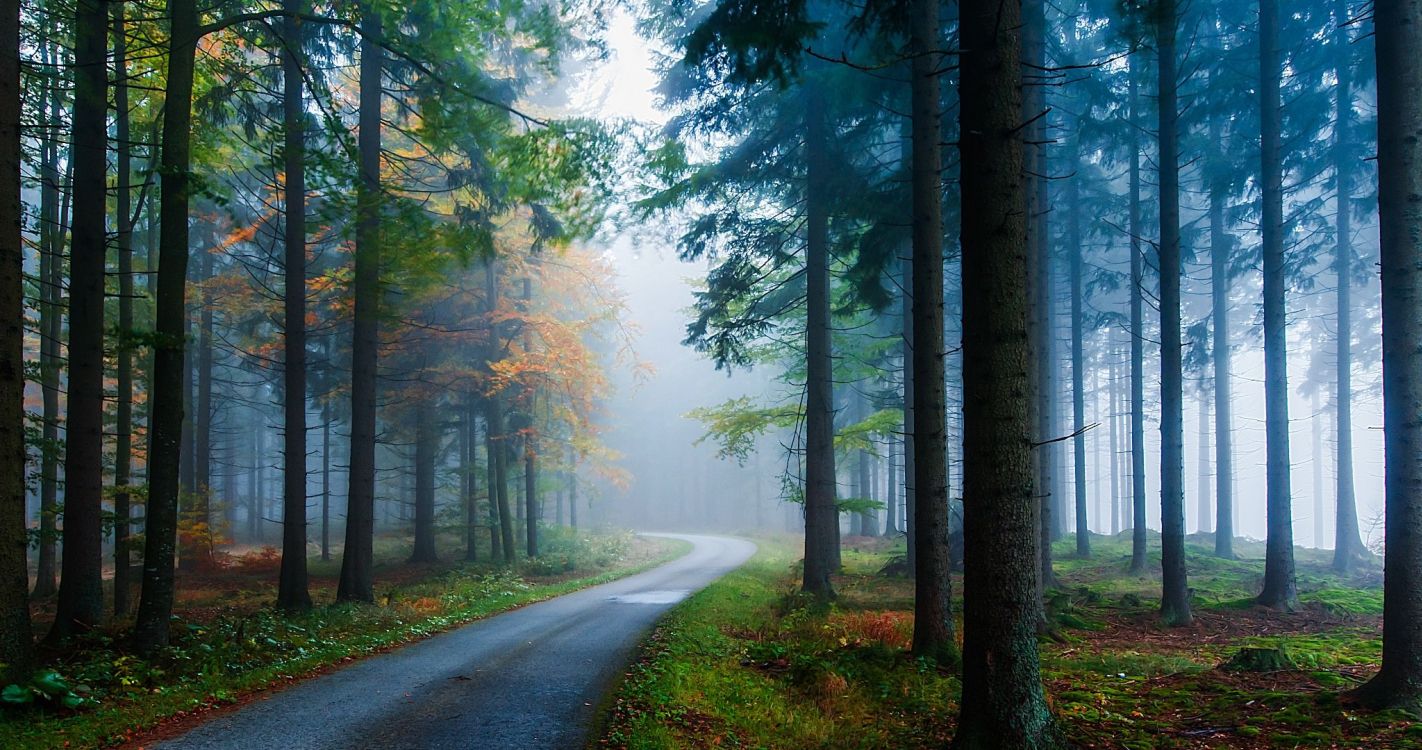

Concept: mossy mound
[[1222, 646, 1296, 672]]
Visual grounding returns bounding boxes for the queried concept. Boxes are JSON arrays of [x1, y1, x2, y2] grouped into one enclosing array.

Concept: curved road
[[149, 534, 755, 750]]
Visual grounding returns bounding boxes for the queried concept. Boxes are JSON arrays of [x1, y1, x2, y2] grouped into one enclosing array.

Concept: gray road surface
[[149, 533, 756, 750]]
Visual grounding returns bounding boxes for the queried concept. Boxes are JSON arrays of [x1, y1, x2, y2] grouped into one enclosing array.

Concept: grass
[[3, 528, 690, 750], [599, 532, 1418, 749]]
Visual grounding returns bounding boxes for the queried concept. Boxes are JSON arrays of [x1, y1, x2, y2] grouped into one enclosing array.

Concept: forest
[[1, 0, 1420, 748]]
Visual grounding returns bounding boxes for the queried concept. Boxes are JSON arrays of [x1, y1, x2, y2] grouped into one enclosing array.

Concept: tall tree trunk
[[801, 84, 838, 600], [1024, 0, 1058, 593], [953, 0, 1064, 741], [1109, 338, 1121, 536], [901, 247, 916, 570], [1256, 0, 1298, 611], [484, 261, 516, 563], [886, 433, 899, 535], [189, 246, 214, 569], [410, 405, 438, 563], [1353, 0, 1422, 711], [1209, 122, 1235, 558], [135, 0, 199, 651], [337, 3, 383, 603], [1156, 0, 1192, 627], [0, 0, 34, 682], [1069, 136, 1089, 558], [113, 2, 135, 617], [33, 34, 62, 598], [568, 449, 579, 530], [1128, 53, 1149, 575], [907, 0, 954, 663], [1332, 0, 1366, 571], [522, 275, 539, 558], [277, 0, 311, 612], [52, 0, 110, 641]]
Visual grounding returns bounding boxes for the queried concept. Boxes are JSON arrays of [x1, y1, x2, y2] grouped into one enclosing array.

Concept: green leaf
[[1, 683, 33, 704], [32, 671, 69, 695]]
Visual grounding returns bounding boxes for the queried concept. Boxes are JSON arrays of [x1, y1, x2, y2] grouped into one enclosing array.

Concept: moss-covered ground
[[598, 533, 1417, 749]]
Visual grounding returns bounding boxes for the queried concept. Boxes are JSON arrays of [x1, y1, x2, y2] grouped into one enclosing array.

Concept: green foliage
[[1, 672, 91, 711]]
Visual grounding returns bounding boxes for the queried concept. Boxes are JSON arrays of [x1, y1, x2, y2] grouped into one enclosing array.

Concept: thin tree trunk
[[1109, 338, 1121, 536], [1256, 0, 1298, 611], [321, 418, 330, 561], [465, 401, 478, 562], [190, 246, 214, 569], [0, 0, 34, 682], [901, 247, 916, 570], [1209, 118, 1235, 558], [1332, 0, 1366, 571], [1353, 0, 1422, 711], [277, 0, 311, 612], [135, 0, 199, 651], [1197, 384, 1212, 534], [1069, 135, 1089, 558], [113, 2, 135, 617], [953, 0, 1064, 741], [801, 84, 838, 599], [1024, 0, 1058, 593], [52, 0, 110, 641], [522, 276, 538, 558], [1128, 52, 1149, 575], [337, 3, 383, 603], [33, 33, 62, 598], [568, 449, 579, 530], [487, 425, 502, 561]]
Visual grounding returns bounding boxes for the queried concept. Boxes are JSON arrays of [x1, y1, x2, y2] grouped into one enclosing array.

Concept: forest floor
[[3, 528, 687, 750], [598, 533, 1418, 749]]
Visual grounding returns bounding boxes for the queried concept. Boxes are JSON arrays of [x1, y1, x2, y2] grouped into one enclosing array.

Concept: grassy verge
[[4, 529, 689, 750], [599, 533, 1420, 749]]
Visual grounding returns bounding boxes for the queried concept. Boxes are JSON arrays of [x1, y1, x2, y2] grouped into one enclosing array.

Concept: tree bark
[[1209, 117, 1235, 558], [464, 401, 479, 561], [410, 404, 438, 563], [52, 0, 110, 641], [0, 0, 34, 682], [337, 2, 383, 603], [1157, 0, 1192, 627], [1256, 0, 1298, 611], [135, 0, 199, 651], [1069, 134, 1089, 558], [321, 418, 330, 561], [1352, 0, 1422, 712], [33, 32, 62, 598], [113, 2, 135, 617], [1332, 0, 1367, 571], [1197, 384, 1212, 534], [522, 275, 539, 558], [1128, 53, 1149, 575], [953, 0, 1064, 742], [277, 0, 312, 613], [801, 84, 838, 600]]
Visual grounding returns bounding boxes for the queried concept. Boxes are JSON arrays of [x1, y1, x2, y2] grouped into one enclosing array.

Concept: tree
[[1350, 0, 1422, 714], [51, 0, 109, 641], [908, 0, 954, 663], [1255, 0, 1298, 612], [952, 0, 1065, 742], [1155, 0, 1190, 628], [1127, 49, 1149, 575], [112, 0, 136, 616], [336, 1, 384, 603], [277, 0, 312, 613], [0, 0, 34, 684]]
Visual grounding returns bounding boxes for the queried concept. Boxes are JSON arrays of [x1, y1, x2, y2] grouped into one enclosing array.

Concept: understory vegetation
[[600, 536, 1417, 749], [3, 531, 683, 750]]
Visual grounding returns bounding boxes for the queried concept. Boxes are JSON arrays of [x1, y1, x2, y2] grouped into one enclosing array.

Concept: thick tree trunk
[[488, 398, 515, 563], [1352, 0, 1422, 712], [801, 85, 838, 599], [1157, 0, 1192, 627], [906, 0, 953, 663], [953, 0, 1064, 743], [52, 0, 110, 641], [277, 0, 311, 613], [1128, 54, 1149, 575], [189, 246, 214, 570], [1209, 138, 1235, 558], [0, 0, 34, 682], [113, 3, 135, 617], [135, 0, 199, 651], [1332, 0, 1367, 571], [901, 253, 916, 569], [337, 4, 383, 603], [410, 405, 438, 563], [522, 276, 538, 558], [1256, 0, 1298, 611]]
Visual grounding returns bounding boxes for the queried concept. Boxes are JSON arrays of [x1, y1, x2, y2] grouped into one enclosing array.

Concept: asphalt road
[[149, 534, 756, 750]]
